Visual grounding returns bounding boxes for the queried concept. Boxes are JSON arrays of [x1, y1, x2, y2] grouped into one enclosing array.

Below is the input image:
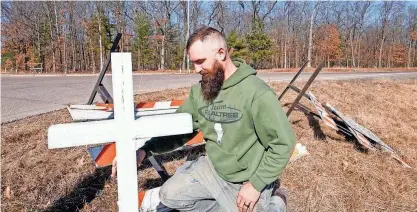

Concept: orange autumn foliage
[[315, 24, 342, 62], [391, 43, 406, 66]]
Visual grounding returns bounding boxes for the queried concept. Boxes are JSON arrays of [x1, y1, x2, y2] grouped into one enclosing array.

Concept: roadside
[[3, 71, 417, 123], [2, 67, 417, 77]]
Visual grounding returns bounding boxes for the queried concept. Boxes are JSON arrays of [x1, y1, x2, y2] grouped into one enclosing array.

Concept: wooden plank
[[111, 53, 138, 211], [48, 113, 192, 149], [48, 119, 118, 149], [306, 91, 338, 130], [68, 105, 108, 110], [325, 103, 410, 168]]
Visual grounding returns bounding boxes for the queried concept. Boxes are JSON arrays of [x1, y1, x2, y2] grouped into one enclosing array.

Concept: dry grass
[[2, 79, 417, 212]]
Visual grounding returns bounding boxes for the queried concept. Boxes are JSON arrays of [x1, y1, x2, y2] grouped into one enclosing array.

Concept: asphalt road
[[2, 71, 417, 123]]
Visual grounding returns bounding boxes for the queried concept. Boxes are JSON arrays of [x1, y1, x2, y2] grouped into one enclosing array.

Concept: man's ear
[[216, 48, 227, 61]]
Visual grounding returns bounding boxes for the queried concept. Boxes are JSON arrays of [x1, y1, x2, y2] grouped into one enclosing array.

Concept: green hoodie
[[141, 59, 296, 192]]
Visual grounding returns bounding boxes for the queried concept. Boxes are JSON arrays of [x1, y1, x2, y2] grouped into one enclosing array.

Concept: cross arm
[[48, 113, 193, 149]]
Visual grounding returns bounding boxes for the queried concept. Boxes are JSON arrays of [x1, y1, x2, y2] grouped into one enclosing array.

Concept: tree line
[[1, 1, 417, 73]]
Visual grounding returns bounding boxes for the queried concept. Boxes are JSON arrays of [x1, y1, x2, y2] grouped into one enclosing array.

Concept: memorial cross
[[48, 53, 193, 211]]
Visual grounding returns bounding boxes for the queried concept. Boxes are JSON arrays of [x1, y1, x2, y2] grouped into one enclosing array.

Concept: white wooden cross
[[48, 53, 193, 211]]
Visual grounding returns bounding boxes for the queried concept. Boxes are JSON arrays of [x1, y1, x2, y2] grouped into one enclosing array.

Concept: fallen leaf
[[5, 186, 12, 199], [342, 161, 349, 171], [77, 156, 85, 167]]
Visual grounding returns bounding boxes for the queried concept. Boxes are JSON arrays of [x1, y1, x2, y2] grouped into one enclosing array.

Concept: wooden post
[[111, 53, 138, 211]]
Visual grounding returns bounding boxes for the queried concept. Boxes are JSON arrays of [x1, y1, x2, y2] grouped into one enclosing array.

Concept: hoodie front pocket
[[207, 142, 249, 177]]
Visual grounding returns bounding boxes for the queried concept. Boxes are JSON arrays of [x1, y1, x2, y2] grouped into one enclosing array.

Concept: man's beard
[[200, 61, 225, 103]]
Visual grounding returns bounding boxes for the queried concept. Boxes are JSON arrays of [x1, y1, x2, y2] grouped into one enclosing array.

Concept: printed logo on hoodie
[[198, 101, 243, 123], [214, 123, 223, 144]]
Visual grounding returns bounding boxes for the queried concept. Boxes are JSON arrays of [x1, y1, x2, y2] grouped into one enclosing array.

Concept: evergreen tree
[[133, 13, 153, 70], [226, 30, 249, 62], [246, 19, 273, 68]]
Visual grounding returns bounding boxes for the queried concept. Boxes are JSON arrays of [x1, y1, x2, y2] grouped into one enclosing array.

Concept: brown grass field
[[1, 79, 417, 212]]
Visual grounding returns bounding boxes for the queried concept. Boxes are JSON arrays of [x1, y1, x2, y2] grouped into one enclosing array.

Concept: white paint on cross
[[48, 53, 193, 212]]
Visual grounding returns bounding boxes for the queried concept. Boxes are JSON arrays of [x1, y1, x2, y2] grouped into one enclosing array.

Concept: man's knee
[[269, 186, 287, 212], [159, 180, 194, 209], [269, 196, 286, 212], [159, 182, 177, 207]]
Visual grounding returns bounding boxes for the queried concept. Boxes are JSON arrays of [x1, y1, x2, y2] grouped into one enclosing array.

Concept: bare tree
[[45, 2, 56, 73], [378, 2, 394, 68], [307, 2, 321, 68], [407, 6, 417, 68], [96, 2, 104, 72], [1, 1, 415, 72]]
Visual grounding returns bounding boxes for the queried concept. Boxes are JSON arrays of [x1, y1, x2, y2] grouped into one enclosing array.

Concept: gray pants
[[158, 156, 286, 212]]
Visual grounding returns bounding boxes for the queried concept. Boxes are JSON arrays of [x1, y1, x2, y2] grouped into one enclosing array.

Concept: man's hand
[[111, 149, 147, 179], [237, 182, 261, 212]]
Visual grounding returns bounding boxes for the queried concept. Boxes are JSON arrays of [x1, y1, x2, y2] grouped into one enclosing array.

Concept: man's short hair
[[186, 26, 226, 52]]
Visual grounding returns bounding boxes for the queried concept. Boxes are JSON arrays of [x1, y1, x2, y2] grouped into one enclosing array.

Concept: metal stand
[[87, 33, 122, 104], [278, 61, 325, 117]]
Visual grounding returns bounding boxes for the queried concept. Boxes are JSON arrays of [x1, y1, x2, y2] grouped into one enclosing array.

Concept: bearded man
[[112, 26, 295, 212]]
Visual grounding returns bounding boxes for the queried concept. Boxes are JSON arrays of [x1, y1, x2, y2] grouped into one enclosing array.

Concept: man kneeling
[[112, 26, 296, 212]]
